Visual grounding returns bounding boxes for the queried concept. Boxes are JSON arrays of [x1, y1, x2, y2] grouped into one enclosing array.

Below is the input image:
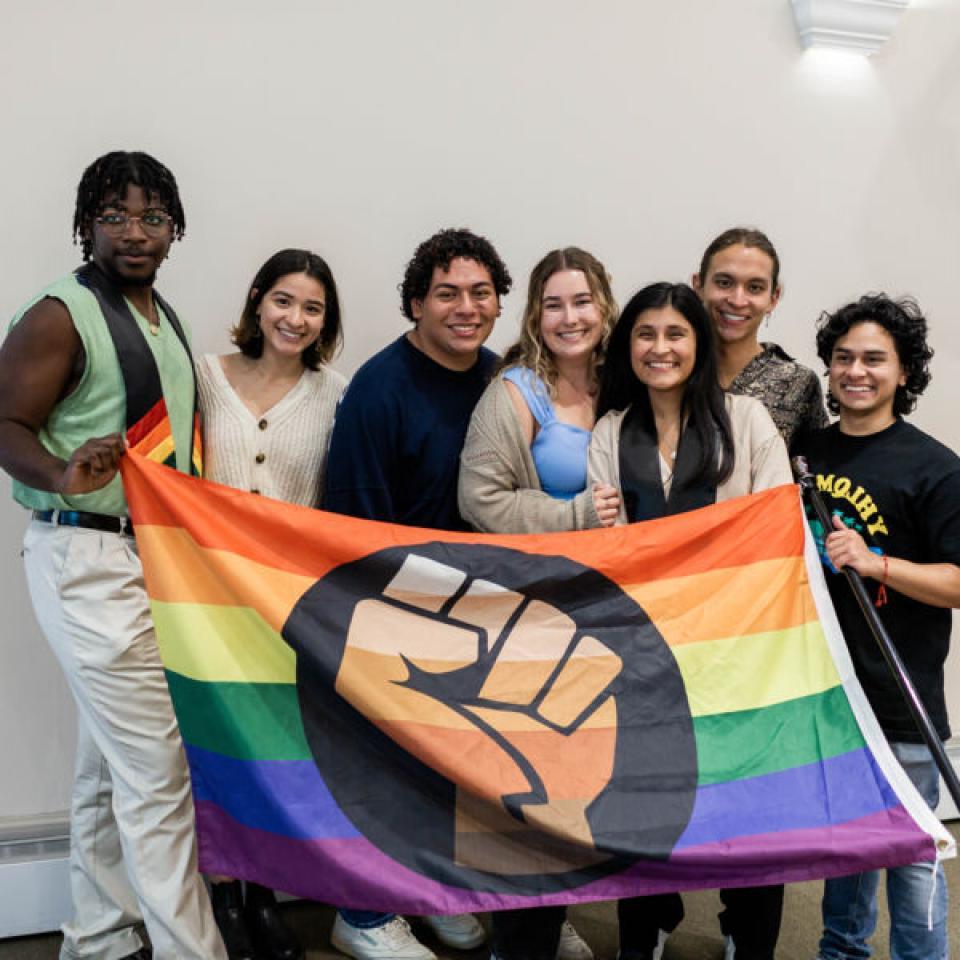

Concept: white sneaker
[[424, 913, 487, 950], [556, 920, 594, 960], [331, 914, 437, 960]]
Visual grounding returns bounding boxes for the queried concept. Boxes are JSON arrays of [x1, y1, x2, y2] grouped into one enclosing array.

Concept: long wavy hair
[[499, 247, 618, 393], [597, 282, 734, 486]]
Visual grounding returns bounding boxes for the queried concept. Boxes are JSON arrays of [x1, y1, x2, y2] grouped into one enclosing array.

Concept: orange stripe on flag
[[378, 701, 617, 807], [131, 418, 174, 458], [139, 523, 810, 649], [336, 648, 619, 731], [627, 555, 814, 646], [136, 525, 313, 632], [122, 452, 804, 585], [143, 436, 175, 465]]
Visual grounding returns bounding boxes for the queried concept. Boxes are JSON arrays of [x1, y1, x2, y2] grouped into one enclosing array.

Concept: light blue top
[[502, 367, 590, 501]]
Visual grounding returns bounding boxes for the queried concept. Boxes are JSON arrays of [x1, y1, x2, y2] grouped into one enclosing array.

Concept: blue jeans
[[818, 741, 949, 960], [339, 910, 395, 928]]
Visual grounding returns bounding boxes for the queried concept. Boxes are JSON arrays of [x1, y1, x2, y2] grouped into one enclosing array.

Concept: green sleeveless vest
[[9, 273, 196, 515]]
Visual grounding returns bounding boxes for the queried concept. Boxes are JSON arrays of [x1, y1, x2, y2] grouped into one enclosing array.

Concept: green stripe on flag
[[693, 685, 864, 785], [168, 669, 864, 784], [167, 670, 310, 760]]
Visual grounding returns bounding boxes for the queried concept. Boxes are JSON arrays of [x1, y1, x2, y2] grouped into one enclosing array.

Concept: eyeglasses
[[95, 211, 173, 236]]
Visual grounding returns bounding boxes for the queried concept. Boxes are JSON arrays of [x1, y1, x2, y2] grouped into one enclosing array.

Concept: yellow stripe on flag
[[143, 435, 176, 465], [151, 601, 296, 683], [674, 622, 840, 716]]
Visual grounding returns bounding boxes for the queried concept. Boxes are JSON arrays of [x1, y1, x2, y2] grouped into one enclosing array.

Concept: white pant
[[23, 520, 226, 960]]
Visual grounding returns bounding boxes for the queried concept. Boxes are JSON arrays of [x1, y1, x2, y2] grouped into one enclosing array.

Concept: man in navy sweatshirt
[[322, 227, 512, 960]]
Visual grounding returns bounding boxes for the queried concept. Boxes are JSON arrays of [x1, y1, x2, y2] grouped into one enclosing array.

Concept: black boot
[[211, 880, 258, 960], [245, 882, 304, 960]]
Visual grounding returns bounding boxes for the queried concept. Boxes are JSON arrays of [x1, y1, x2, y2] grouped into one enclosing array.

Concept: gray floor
[[2, 823, 957, 959]]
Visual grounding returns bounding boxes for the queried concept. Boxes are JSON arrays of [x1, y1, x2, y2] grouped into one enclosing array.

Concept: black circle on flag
[[284, 542, 697, 894]]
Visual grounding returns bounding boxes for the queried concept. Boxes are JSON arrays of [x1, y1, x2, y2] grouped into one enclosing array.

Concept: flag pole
[[792, 456, 960, 810]]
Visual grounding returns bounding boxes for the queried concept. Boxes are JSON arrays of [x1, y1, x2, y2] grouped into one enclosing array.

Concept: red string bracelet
[[875, 555, 889, 608]]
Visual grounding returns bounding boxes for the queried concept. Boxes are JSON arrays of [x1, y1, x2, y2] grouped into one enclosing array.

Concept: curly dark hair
[[400, 228, 512, 321], [73, 151, 185, 260], [232, 248, 343, 369], [816, 293, 932, 416]]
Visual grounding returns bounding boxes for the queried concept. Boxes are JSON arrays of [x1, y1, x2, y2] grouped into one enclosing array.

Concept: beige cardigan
[[458, 376, 602, 533], [588, 393, 792, 525]]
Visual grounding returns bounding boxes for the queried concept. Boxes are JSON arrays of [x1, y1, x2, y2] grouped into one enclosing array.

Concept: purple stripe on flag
[[187, 743, 898, 847], [196, 801, 933, 913], [676, 746, 898, 848]]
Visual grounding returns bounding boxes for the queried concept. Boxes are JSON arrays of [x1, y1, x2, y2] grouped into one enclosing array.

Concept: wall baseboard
[[0, 817, 70, 938], [0, 856, 70, 939]]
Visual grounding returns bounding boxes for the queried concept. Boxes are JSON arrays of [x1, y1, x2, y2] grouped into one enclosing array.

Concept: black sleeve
[[917, 455, 960, 567]]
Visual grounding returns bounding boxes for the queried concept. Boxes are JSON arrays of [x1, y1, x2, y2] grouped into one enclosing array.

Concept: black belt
[[33, 509, 135, 536]]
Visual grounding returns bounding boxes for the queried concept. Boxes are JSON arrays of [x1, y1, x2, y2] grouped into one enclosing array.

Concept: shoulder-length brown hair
[[232, 248, 343, 369]]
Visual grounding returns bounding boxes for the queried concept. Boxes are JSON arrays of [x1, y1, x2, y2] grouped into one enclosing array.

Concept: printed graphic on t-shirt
[[806, 509, 884, 576], [807, 471, 886, 576], [815, 472, 888, 537]]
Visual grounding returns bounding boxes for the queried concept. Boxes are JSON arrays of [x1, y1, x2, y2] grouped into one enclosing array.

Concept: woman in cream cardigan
[[196, 248, 346, 960], [458, 247, 620, 960], [589, 281, 791, 960]]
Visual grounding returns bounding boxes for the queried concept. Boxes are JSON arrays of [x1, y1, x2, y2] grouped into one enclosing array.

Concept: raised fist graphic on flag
[[285, 542, 697, 893]]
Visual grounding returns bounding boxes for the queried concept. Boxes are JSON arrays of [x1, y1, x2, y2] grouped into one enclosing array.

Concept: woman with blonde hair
[[459, 247, 620, 960], [459, 246, 620, 535]]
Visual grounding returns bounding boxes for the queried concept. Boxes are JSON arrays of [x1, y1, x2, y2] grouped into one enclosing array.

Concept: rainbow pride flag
[[121, 451, 954, 912]]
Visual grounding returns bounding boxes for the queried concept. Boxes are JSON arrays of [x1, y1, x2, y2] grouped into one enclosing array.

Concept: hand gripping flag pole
[[793, 456, 960, 810]]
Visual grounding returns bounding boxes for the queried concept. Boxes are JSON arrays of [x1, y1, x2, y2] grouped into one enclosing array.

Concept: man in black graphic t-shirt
[[798, 293, 960, 960]]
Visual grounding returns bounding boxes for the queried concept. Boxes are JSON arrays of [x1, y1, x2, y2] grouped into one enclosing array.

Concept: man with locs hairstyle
[[322, 228, 511, 960], [797, 294, 960, 960], [0, 152, 226, 959]]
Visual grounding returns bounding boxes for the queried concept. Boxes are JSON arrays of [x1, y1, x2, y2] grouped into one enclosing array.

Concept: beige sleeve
[[744, 398, 794, 491], [458, 378, 600, 533], [588, 411, 629, 526]]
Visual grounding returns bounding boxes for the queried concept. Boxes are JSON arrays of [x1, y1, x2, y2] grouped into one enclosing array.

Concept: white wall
[[1, 0, 959, 822]]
